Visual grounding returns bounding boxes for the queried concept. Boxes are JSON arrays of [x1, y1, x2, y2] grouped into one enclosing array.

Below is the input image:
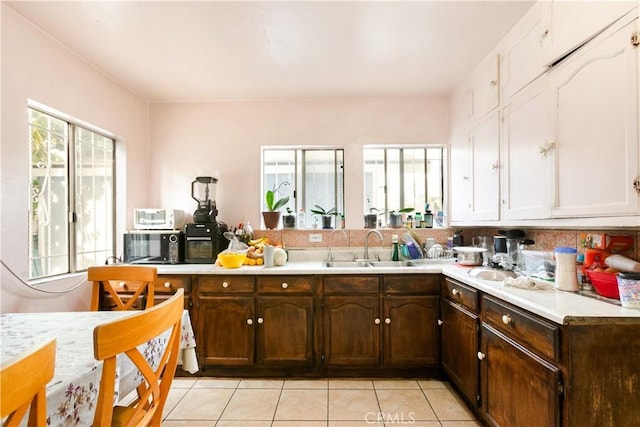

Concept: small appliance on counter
[[123, 230, 185, 264], [184, 222, 228, 263], [133, 208, 185, 230], [192, 177, 218, 223]]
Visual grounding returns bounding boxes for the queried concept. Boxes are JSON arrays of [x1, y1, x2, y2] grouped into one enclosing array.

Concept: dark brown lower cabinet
[[480, 324, 561, 427], [198, 296, 255, 366], [323, 295, 381, 366], [257, 295, 315, 366], [441, 298, 480, 406], [383, 296, 440, 366]]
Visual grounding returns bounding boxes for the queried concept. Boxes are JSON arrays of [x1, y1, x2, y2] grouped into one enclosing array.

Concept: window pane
[[29, 109, 69, 278], [262, 148, 344, 228], [363, 146, 444, 228], [75, 128, 115, 270]]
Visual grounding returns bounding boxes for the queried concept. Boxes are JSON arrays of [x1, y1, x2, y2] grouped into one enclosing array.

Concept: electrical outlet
[[309, 233, 322, 243]]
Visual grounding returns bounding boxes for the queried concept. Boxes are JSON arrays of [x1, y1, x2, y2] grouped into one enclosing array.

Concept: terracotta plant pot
[[262, 211, 281, 229]]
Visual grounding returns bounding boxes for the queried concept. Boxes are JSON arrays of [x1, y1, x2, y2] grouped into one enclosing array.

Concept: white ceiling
[[6, 0, 535, 102]]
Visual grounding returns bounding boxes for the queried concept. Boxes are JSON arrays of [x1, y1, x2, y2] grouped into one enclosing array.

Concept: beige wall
[[148, 97, 449, 230], [1, 5, 150, 312]]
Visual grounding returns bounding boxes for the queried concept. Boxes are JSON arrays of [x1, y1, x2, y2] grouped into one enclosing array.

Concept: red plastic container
[[586, 270, 620, 299]]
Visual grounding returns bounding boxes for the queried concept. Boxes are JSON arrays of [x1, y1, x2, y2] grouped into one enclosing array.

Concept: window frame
[[28, 104, 116, 279], [363, 145, 445, 226]]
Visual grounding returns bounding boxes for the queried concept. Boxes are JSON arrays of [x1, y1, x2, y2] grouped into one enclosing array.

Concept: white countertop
[[155, 261, 640, 325]]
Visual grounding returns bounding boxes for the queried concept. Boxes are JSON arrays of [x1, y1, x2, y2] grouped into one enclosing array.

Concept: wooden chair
[[0, 339, 56, 427], [88, 265, 158, 311], [92, 288, 184, 427]]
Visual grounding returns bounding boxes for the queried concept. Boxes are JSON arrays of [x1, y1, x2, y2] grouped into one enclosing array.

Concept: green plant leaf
[[265, 190, 275, 211], [272, 195, 290, 211]]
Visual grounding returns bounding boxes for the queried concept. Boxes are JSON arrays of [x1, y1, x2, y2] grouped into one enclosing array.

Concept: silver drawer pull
[[281, 282, 288, 289], [222, 281, 229, 288], [502, 314, 512, 325], [452, 288, 460, 296], [118, 281, 126, 289], [164, 282, 171, 288]]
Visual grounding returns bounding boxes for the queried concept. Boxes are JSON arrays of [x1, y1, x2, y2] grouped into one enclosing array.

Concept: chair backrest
[[88, 265, 158, 311], [0, 339, 56, 427], [92, 288, 184, 427]]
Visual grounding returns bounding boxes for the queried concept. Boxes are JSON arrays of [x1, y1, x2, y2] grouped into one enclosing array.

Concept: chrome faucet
[[328, 229, 347, 261], [363, 229, 383, 261]]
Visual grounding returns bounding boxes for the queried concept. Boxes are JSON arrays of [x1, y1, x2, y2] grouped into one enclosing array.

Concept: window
[[364, 146, 444, 226], [262, 148, 344, 228], [29, 107, 115, 279]]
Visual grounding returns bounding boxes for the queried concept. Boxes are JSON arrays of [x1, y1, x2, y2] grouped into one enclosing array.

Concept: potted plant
[[262, 183, 290, 229], [388, 207, 414, 228], [310, 205, 337, 229], [283, 207, 296, 229]]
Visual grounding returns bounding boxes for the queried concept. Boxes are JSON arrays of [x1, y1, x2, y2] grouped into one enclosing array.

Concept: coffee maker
[[185, 177, 226, 263]]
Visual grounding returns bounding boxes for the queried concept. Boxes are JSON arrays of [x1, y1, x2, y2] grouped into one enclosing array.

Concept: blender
[[191, 176, 218, 224]]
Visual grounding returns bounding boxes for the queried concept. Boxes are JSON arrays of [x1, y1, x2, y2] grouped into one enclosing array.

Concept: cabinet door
[[500, 79, 553, 220], [500, 2, 548, 101], [480, 324, 561, 427], [469, 111, 500, 221], [549, 18, 639, 218], [257, 296, 315, 367], [544, 0, 636, 65], [449, 131, 472, 223], [471, 54, 500, 121], [323, 296, 380, 366], [197, 296, 255, 366], [383, 296, 439, 366], [441, 299, 480, 407]]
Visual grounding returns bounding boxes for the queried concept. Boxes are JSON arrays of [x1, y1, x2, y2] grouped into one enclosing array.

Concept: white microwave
[[133, 209, 185, 230]]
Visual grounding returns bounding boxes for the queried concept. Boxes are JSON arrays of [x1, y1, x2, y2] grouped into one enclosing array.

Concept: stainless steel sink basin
[[468, 267, 517, 281], [323, 260, 416, 268], [324, 261, 371, 268]]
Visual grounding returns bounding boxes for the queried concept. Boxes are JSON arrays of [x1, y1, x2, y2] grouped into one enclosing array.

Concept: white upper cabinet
[[544, 0, 637, 65], [500, 2, 549, 101], [548, 16, 639, 218], [500, 78, 553, 220], [469, 110, 500, 221], [449, 131, 472, 223], [470, 54, 500, 122]]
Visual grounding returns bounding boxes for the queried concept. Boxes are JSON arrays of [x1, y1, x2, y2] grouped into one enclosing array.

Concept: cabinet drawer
[[257, 276, 314, 294], [444, 278, 478, 312], [199, 276, 255, 293], [383, 275, 440, 295], [482, 295, 559, 361], [155, 275, 191, 294], [323, 276, 379, 294]]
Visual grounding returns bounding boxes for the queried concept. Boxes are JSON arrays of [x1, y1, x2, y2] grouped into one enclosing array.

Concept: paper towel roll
[[605, 254, 640, 273]]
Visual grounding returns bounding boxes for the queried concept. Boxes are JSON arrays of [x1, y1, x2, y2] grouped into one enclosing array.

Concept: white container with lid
[[554, 247, 579, 292]]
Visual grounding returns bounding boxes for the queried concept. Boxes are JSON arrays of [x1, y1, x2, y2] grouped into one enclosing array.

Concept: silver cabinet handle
[[385, 318, 391, 325], [257, 317, 264, 324], [437, 319, 444, 326], [374, 318, 381, 325], [477, 351, 486, 360], [281, 282, 288, 289], [502, 314, 512, 325], [246, 318, 253, 325]]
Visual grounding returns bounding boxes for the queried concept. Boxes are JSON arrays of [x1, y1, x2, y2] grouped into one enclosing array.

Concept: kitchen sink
[[468, 267, 517, 282], [323, 260, 416, 268]]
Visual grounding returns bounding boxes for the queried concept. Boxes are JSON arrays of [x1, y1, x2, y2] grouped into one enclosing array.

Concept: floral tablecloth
[[0, 310, 197, 426]]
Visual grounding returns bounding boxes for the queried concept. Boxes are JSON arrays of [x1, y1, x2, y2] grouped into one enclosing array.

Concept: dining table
[[0, 309, 198, 426]]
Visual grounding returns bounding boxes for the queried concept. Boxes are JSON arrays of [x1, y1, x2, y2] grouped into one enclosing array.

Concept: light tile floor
[[163, 378, 482, 427]]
